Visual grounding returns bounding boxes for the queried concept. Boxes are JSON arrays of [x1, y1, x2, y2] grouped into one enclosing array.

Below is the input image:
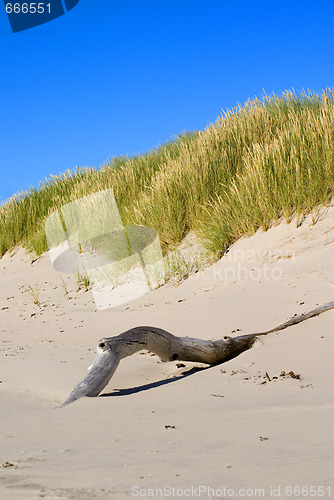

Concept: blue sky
[[0, 0, 333, 204]]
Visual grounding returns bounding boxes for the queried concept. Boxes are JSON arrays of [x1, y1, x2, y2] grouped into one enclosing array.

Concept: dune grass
[[0, 89, 333, 260]]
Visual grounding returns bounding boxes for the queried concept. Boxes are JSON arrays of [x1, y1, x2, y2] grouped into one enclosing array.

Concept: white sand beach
[[1, 205, 334, 499]]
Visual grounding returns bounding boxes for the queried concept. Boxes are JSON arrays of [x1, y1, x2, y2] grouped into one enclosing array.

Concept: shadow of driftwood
[[99, 365, 212, 397], [60, 301, 334, 407]]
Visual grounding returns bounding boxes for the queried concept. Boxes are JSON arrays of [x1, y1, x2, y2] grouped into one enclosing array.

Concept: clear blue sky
[[0, 0, 333, 204]]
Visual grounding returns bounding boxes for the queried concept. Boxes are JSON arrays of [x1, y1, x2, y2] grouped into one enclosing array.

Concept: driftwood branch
[[247, 301, 334, 337], [58, 301, 334, 407]]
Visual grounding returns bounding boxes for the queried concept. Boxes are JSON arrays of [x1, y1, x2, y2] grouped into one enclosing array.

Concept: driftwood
[[58, 301, 334, 407]]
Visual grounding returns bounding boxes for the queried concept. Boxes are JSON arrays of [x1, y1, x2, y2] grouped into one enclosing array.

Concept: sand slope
[[1, 205, 334, 499]]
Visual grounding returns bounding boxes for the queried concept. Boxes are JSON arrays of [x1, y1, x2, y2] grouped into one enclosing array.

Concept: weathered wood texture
[[58, 301, 334, 407]]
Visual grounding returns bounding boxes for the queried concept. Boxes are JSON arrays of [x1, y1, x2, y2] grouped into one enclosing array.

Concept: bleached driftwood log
[[58, 301, 334, 407]]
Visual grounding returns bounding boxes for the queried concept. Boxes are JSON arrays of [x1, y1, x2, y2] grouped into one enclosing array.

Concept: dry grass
[[1, 89, 333, 260]]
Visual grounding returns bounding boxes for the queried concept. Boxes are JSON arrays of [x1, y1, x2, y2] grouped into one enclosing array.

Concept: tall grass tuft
[[1, 89, 333, 260]]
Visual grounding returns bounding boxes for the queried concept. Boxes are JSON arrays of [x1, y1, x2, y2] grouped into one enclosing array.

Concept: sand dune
[[1, 205, 333, 499]]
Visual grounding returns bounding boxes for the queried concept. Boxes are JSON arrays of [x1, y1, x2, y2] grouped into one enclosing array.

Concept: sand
[[1, 205, 334, 500]]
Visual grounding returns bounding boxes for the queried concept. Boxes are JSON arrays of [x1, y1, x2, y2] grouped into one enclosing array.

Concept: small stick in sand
[[58, 301, 334, 408]]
